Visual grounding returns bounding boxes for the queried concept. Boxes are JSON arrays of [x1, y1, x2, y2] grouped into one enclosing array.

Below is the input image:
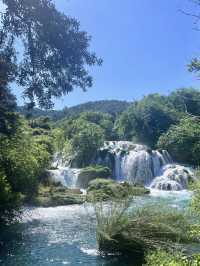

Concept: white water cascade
[[48, 142, 195, 191], [48, 154, 81, 188], [96, 141, 195, 191]]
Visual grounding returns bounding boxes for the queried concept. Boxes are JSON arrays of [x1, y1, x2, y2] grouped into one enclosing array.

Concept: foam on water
[[97, 141, 195, 191]]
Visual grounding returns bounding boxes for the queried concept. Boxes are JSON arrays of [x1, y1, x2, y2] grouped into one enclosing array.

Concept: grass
[[94, 200, 198, 257]]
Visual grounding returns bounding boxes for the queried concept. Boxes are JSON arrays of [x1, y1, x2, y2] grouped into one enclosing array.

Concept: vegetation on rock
[[87, 179, 150, 202], [28, 185, 86, 207], [77, 165, 111, 189]]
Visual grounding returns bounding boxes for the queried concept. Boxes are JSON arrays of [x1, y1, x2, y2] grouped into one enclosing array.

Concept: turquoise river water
[[0, 190, 192, 266]]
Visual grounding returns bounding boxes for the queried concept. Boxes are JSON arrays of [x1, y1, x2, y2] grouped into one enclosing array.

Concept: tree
[[168, 88, 200, 116], [157, 117, 200, 165], [79, 112, 115, 140], [115, 94, 177, 148], [70, 121, 104, 167], [1, 0, 102, 108]]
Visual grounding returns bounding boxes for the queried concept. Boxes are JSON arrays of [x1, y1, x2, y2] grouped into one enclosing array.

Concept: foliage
[[169, 88, 200, 116], [144, 250, 200, 266], [77, 112, 116, 139], [0, 88, 19, 135], [70, 121, 104, 167], [1, 0, 101, 108], [189, 173, 200, 238], [115, 94, 177, 148], [59, 111, 115, 140], [0, 32, 18, 135], [87, 179, 149, 202], [52, 128, 66, 152], [158, 117, 200, 165], [0, 118, 53, 197], [0, 170, 20, 225]]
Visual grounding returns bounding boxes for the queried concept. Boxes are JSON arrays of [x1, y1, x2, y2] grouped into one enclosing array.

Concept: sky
[[9, 0, 200, 109]]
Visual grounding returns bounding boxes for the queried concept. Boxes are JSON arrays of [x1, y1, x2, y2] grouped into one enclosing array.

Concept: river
[[0, 190, 192, 266]]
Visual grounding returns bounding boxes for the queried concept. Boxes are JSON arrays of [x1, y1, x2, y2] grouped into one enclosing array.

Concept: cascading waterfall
[[48, 167, 81, 188], [97, 141, 195, 191], [48, 153, 81, 188], [49, 141, 195, 191]]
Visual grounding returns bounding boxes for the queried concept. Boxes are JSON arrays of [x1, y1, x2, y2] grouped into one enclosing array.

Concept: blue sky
[[12, 0, 200, 109]]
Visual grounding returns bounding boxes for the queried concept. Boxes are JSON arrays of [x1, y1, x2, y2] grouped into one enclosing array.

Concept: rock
[[76, 165, 111, 189], [86, 179, 150, 202]]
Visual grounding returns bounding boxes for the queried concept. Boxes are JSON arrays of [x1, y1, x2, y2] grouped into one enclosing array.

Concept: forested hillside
[[18, 100, 131, 121]]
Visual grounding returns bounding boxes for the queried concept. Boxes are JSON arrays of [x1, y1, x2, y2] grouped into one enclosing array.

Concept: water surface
[[0, 191, 192, 266]]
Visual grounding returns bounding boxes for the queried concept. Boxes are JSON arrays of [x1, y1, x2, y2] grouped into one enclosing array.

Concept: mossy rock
[[86, 179, 150, 202], [26, 185, 86, 207], [77, 165, 111, 189]]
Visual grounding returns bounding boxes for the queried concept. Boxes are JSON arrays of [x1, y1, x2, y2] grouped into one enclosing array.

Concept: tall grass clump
[[94, 201, 198, 257], [94, 199, 131, 254]]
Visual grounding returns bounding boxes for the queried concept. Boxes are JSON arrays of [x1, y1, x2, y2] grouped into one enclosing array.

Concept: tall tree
[[1, 0, 102, 108]]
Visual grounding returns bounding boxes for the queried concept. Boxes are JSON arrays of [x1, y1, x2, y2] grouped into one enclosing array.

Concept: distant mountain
[[18, 100, 131, 121]]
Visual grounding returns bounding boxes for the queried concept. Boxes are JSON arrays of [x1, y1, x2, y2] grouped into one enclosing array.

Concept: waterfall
[[49, 141, 195, 191], [48, 167, 81, 188], [151, 164, 194, 191], [97, 141, 195, 191], [48, 154, 81, 188]]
